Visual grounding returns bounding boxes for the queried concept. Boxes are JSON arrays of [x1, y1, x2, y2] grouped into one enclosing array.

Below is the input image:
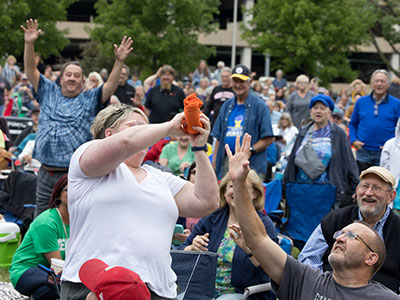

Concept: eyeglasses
[[359, 183, 391, 194], [333, 230, 375, 253]]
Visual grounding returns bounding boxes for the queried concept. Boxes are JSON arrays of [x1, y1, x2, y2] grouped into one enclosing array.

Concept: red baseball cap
[[79, 259, 150, 300]]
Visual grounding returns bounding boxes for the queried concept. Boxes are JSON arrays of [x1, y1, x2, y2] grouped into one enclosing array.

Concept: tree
[[367, 0, 400, 77], [243, 0, 376, 84], [79, 41, 115, 76], [90, 0, 219, 77], [0, 0, 77, 60]]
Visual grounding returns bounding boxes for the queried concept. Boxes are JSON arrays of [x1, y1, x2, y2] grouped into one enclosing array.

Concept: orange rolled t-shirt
[[183, 93, 203, 134]]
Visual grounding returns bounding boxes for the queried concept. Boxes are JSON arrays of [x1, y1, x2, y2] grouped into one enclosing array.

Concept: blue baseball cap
[[309, 94, 335, 111]]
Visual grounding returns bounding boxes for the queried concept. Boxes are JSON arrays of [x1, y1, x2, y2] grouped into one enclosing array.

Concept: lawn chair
[[285, 182, 336, 247], [0, 170, 36, 236], [171, 250, 218, 300]]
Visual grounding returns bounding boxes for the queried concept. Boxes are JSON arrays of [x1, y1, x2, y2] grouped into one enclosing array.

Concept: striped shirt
[[33, 75, 102, 167]]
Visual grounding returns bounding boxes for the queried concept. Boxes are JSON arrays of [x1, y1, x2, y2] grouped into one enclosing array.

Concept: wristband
[[191, 145, 207, 152]]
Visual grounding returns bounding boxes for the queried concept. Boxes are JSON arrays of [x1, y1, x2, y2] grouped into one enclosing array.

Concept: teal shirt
[[9, 208, 69, 287], [159, 142, 195, 176]]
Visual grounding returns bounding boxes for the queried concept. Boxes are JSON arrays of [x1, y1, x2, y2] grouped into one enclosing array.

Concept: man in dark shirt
[[113, 64, 136, 105], [144, 65, 185, 123], [203, 67, 235, 130]]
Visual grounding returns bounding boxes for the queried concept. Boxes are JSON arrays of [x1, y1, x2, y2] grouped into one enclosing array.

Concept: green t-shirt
[[9, 208, 69, 287], [159, 142, 195, 176]]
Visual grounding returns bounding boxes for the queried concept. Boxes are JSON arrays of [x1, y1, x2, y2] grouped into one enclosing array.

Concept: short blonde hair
[[219, 169, 265, 211], [295, 74, 309, 84], [91, 104, 148, 139], [7, 55, 16, 65]]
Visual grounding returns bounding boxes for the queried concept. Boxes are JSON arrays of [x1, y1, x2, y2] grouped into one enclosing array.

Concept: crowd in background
[[2, 31, 400, 300]]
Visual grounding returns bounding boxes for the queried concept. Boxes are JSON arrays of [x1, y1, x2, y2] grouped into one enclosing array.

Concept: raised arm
[[80, 112, 187, 177], [227, 133, 287, 285], [174, 114, 219, 218], [20, 19, 41, 92], [143, 67, 162, 93], [102, 36, 133, 103]]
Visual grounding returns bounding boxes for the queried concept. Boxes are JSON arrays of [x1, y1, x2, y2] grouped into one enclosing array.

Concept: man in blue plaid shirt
[[21, 19, 133, 217]]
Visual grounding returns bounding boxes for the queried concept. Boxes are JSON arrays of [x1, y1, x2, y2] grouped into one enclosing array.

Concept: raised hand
[[225, 133, 252, 182], [114, 36, 133, 62], [21, 19, 42, 44], [228, 224, 251, 252]]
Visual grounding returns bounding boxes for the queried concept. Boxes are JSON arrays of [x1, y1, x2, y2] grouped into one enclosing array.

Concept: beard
[[328, 249, 363, 272]]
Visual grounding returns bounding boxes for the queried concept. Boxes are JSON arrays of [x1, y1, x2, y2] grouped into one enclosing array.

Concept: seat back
[[285, 182, 336, 243], [263, 179, 282, 214], [171, 250, 217, 300]]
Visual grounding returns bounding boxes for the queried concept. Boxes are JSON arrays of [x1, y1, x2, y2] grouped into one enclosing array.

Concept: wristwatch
[[191, 145, 208, 152], [249, 146, 256, 156]]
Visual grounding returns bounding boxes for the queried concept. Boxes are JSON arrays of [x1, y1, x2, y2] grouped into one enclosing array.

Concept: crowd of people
[[1, 18, 400, 300]]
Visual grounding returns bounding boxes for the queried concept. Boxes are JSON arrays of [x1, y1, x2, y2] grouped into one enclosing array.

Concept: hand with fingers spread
[[114, 36, 133, 62], [190, 113, 211, 147], [185, 233, 209, 251], [225, 133, 252, 182], [228, 224, 251, 253], [21, 19, 43, 44]]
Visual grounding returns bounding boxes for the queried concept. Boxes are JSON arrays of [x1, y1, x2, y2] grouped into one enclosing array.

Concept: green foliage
[[0, 0, 77, 59], [79, 41, 115, 76], [367, 0, 400, 75], [90, 0, 219, 77], [244, 0, 376, 84]]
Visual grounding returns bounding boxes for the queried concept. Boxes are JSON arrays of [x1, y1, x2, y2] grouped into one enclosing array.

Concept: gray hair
[[221, 67, 232, 74], [91, 104, 148, 139], [122, 64, 130, 77], [370, 69, 390, 83]]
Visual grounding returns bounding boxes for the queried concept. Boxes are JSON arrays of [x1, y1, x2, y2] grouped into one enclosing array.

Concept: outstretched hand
[[114, 36, 133, 62], [21, 19, 42, 44], [225, 133, 252, 182]]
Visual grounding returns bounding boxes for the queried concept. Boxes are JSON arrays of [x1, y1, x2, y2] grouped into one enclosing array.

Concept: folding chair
[[0, 170, 37, 236], [171, 250, 218, 300], [285, 182, 336, 244], [263, 179, 282, 214]]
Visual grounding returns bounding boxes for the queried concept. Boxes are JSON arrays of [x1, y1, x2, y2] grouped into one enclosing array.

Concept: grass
[[0, 267, 10, 282]]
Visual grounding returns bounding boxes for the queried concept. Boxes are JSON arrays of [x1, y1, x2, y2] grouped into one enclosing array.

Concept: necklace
[[56, 207, 69, 239]]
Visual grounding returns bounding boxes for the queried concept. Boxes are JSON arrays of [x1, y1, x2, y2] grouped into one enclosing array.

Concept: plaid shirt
[[33, 75, 102, 167]]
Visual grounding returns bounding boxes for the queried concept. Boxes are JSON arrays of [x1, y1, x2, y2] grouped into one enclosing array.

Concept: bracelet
[[246, 252, 253, 258], [191, 145, 207, 152]]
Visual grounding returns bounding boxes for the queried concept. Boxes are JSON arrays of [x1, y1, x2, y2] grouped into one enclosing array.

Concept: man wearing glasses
[[299, 166, 400, 293], [349, 69, 400, 173], [227, 137, 399, 299]]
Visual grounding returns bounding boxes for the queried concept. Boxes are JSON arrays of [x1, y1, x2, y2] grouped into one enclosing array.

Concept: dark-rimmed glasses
[[333, 230, 375, 253]]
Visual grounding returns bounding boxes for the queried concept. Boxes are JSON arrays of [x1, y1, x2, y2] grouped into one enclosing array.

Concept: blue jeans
[[356, 147, 381, 171], [15, 266, 59, 300]]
